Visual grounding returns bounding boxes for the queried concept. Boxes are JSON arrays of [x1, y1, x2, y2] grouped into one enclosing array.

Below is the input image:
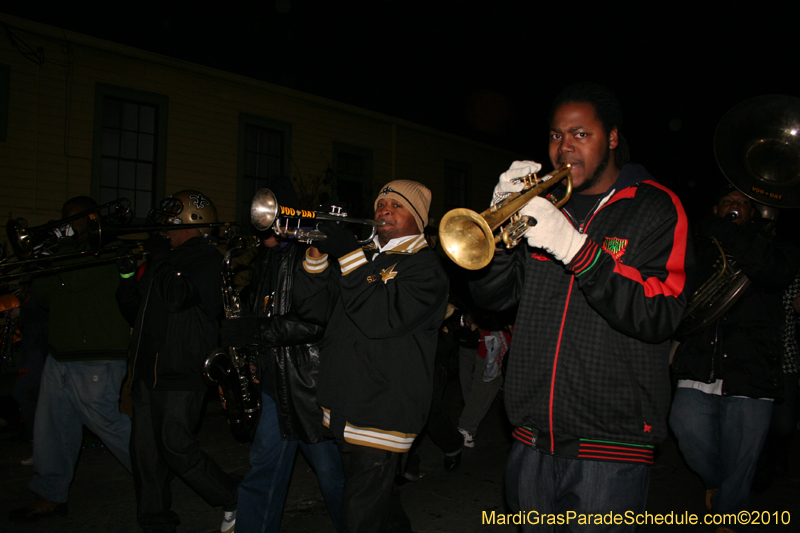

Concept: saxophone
[[203, 240, 262, 441]]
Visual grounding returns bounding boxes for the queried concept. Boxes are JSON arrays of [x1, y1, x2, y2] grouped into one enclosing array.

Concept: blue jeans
[[669, 388, 772, 529], [237, 392, 344, 532], [506, 441, 650, 532], [29, 356, 132, 503]]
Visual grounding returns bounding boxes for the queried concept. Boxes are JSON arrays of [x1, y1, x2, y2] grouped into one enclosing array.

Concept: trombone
[[1, 211, 240, 283], [250, 188, 384, 245], [0, 246, 147, 283], [438, 164, 572, 270], [6, 198, 132, 258]]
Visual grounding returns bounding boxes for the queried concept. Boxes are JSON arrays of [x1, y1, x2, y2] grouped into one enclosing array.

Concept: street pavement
[[1, 373, 798, 532]]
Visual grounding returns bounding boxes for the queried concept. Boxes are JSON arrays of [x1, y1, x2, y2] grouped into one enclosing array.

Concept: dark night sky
[[3, 2, 799, 222]]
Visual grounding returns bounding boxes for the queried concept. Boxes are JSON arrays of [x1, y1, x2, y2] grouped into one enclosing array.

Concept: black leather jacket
[[247, 241, 326, 443]]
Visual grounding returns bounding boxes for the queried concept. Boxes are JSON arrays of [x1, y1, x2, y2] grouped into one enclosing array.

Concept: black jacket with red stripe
[[470, 163, 691, 464]]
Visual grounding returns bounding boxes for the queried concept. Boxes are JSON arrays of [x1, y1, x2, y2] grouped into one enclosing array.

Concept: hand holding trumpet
[[518, 196, 586, 264], [314, 222, 361, 259], [492, 160, 543, 206]]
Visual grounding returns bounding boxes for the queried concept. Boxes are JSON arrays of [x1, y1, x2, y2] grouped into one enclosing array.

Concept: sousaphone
[[675, 95, 800, 338]]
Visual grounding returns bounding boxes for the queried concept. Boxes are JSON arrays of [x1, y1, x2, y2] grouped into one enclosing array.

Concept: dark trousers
[[131, 381, 239, 533], [337, 441, 412, 533], [425, 359, 464, 454], [404, 359, 462, 477]]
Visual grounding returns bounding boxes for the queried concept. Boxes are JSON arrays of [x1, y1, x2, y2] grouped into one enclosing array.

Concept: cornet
[[250, 188, 384, 245], [438, 164, 572, 270]]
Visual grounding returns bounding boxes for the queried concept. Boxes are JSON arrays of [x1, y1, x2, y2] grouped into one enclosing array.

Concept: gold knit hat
[[374, 180, 432, 233]]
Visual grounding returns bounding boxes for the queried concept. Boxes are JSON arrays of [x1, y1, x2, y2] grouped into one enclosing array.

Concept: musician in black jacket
[[293, 180, 448, 532], [222, 233, 344, 532], [116, 190, 239, 533], [670, 184, 800, 530]]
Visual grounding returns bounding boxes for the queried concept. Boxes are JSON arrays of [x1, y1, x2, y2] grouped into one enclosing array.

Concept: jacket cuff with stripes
[[303, 249, 330, 274], [336, 248, 368, 276], [303, 247, 369, 276], [566, 238, 603, 277]]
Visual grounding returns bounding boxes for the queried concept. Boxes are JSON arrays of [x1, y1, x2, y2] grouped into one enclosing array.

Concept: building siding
[[1, 12, 518, 239]]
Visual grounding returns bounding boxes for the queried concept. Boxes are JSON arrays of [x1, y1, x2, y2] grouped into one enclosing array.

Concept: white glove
[[492, 160, 542, 206], [519, 196, 586, 264]]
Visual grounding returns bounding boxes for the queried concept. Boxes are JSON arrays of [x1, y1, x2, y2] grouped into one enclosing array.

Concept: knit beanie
[[374, 180, 432, 233]]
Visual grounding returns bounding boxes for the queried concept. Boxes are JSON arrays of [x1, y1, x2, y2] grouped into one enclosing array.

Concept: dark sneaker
[[444, 449, 463, 471]]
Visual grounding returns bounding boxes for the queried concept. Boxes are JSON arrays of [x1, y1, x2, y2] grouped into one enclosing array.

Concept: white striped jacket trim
[[337, 249, 368, 276], [384, 234, 428, 254], [302, 250, 329, 274], [321, 408, 417, 453]]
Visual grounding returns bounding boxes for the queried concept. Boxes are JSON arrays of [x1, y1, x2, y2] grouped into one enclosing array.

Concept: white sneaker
[[221, 509, 236, 533], [458, 427, 475, 448]]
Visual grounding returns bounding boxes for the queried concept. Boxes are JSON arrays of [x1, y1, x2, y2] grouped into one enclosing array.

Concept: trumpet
[[438, 164, 572, 270], [250, 188, 384, 245]]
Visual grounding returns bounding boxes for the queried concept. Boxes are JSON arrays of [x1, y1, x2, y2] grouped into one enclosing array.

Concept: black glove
[[116, 245, 137, 276], [142, 234, 171, 265], [698, 214, 739, 245], [220, 315, 262, 348], [315, 221, 360, 259]]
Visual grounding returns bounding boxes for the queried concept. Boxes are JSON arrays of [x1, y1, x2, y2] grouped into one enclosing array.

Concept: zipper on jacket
[[579, 189, 615, 234], [548, 188, 616, 450], [129, 272, 156, 385], [549, 276, 576, 453], [709, 322, 720, 382], [153, 352, 159, 388]]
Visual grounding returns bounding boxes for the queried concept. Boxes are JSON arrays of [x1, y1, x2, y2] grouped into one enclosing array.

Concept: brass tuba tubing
[[438, 164, 572, 270], [674, 95, 800, 338]]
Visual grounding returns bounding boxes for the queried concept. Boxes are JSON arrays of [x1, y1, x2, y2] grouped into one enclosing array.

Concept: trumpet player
[[293, 180, 449, 532], [469, 83, 691, 531], [116, 190, 240, 533]]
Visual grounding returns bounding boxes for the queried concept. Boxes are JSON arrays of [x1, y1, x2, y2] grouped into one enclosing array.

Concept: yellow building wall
[[0, 13, 518, 238]]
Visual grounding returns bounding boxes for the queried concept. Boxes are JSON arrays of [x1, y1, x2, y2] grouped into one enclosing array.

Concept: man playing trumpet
[[470, 83, 691, 531], [293, 180, 449, 532]]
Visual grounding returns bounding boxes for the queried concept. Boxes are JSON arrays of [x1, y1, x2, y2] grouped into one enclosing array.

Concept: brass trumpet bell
[[439, 164, 572, 270], [250, 188, 280, 232], [438, 208, 496, 271]]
